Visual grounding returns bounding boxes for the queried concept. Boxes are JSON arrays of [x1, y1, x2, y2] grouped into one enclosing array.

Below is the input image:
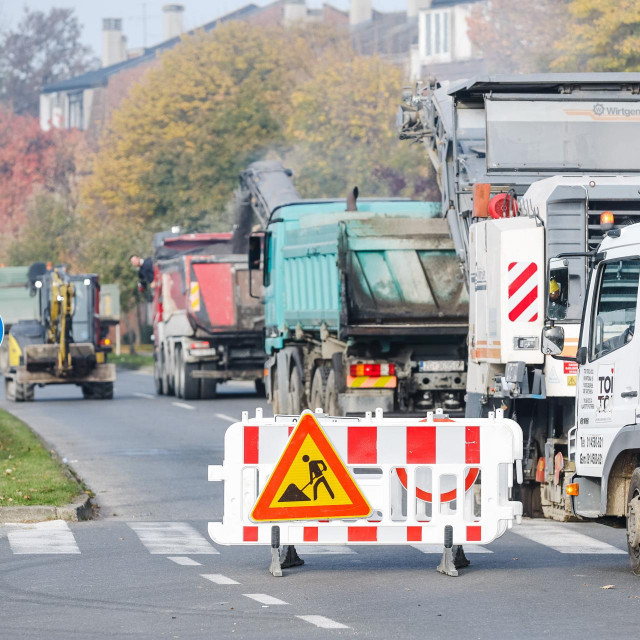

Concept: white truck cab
[[543, 222, 640, 575]]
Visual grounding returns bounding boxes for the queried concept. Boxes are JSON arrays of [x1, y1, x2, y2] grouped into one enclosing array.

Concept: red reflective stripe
[[348, 527, 377, 542], [348, 426, 377, 464], [467, 525, 481, 542], [244, 426, 259, 464], [406, 427, 436, 464], [303, 527, 318, 542], [407, 526, 422, 542], [508, 262, 516, 271], [243, 526, 258, 542], [465, 426, 480, 464], [508, 262, 537, 298], [508, 286, 538, 321], [530, 313, 538, 322], [288, 426, 294, 436]]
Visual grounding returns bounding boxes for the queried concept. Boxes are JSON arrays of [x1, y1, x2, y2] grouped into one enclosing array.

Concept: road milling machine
[[399, 73, 640, 518], [1, 263, 115, 401]]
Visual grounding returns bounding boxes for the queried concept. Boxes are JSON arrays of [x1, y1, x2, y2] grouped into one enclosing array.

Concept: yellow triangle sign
[[251, 411, 371, 522]]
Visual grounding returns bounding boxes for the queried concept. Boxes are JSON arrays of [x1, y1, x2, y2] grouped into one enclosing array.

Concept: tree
[[467, 0, 570, 73], [551, 0, 640, 71], [285, 53, 436, 200], [0, 8, 97, 115]]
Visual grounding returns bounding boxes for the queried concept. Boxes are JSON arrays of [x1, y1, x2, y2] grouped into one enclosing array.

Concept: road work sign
[[251, 411, 371, 522]]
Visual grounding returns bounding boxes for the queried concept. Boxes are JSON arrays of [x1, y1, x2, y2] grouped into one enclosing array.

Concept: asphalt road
[[1, 369, 639, 639]]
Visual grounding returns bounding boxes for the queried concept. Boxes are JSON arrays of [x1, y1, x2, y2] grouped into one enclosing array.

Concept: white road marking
[[411, 544, 492, 554], [297, 615, 349, 630], [201, 573, 240, 585], [243, 593, 289, 605], [134, 392, 155, 400], [296, 545, 357, 555], [128, 522, 219, 554], [172, 402, 195, 410], [215, 413, 237, 422], [167, 556, 201, 566], [3, 520, 80, 554], [513, 520, 626, 554]]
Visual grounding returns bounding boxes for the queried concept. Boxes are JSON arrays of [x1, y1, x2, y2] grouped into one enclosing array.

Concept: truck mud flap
[[16, 363, 116, 385]]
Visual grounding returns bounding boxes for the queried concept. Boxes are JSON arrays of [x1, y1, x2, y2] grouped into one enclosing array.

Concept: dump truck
[[152, 231, 265, 399], [399, 73, 640, 517], [243, 161, 468, 415], [1, 263, 115, 401]]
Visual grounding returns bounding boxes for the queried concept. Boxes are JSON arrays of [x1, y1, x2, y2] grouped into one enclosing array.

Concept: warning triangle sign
[[251, 411, 371, 522]]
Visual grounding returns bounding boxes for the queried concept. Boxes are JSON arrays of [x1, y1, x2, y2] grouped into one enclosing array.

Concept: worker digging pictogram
[[278, 455, 335, 502]]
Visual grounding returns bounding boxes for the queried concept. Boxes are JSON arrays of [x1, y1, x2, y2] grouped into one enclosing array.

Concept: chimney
[[163, 4, 184, 41], [349, 0, 372, 26], [407, 0, 431, 18], [102, 18, 126, 67]]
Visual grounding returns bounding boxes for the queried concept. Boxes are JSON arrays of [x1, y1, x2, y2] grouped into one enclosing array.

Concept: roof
[[43, 4, 260, 94], [448, 73, 640, 97]]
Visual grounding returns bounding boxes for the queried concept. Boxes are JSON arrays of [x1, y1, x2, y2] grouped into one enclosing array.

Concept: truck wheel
[[163, 348, 175, 396], [325, 370, 339, 416], [200, 364, 217, 399], [182, 362, 199, 400], [82, 382, 113, 400], [23, 384, 35, 402], [175, 348, 184, 398], [310, 367, 328, 412], [288, 366, 303, 414], [154, 352, 164, 395], [5, 377, 16, 402], [255, 379, 266, 397], [271, 367, 281, 414], [627, 468, 640, 576]]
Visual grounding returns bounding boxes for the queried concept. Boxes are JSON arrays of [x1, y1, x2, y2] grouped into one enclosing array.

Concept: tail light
[[100, 338, 111, 347], [349, 363, 395, 377], [190, 341, 210, 350]]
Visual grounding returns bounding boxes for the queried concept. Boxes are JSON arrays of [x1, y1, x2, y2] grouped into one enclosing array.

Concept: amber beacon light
[[600, 211, 615, 232]]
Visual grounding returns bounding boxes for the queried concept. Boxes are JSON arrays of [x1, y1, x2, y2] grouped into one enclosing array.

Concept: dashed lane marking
[[215, 413, 237, 422], [296, 545, 357, 555], [172, 402, 195, 411], [243, 594, 289, 606], [297, 615, 350, 629], [513, 520, 626, 554], [128, 522, 219, 554], [134, 392, 155, 400], [411, 544, 492, 554], [201, 573, 240, 585], [3, 520, 80, 554], [168, 556, 201, 566]]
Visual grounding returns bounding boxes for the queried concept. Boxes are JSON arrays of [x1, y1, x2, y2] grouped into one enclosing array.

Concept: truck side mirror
[[248, 234, 261, 271], [541, 324, 565, 356], [576, 346, 587, 366]]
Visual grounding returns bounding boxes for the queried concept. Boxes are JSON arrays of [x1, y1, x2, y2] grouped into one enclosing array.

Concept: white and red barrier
[[208, 408, 523, 551]]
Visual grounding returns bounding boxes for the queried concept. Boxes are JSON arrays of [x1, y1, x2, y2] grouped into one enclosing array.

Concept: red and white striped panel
[[507, 261, 538, 322], [242, 424, 481, 467]]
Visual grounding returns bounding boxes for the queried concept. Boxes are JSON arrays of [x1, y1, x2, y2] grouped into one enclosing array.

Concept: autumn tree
[[0, 8, 97, 115], [467, 0, 570, 73], [285, 53, 435, 200], [552, 0, 640, 71]]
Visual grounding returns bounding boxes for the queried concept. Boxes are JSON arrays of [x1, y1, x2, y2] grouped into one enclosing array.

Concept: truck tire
[[200, 363, 217, 400], [182, 362, 199, 400], [325, 370, 339, 416], [22, 384, 35, 402], [627, 467, 640, 576], [310, 367, 328, 412], [164, 347, 175, 396], [288, 366, 303, 414], [82, 382, 113, 400], [271, 367, 281, 414], [255, 379, 266, 397], [154, 352, 164, 395], [175, 347, 184, 398], [5, 377, 16, 402]]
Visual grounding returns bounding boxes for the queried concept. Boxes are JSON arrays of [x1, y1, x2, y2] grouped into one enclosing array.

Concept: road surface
[[1, 369, 638, 639]]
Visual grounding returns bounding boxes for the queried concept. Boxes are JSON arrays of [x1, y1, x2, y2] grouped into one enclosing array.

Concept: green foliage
[[552, 0, 640, 71], [0, 410, 82, 507]]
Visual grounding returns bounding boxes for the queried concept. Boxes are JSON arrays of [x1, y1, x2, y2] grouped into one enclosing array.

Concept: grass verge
[[0, 410, 83, 507], [110, 352, 154, 370]]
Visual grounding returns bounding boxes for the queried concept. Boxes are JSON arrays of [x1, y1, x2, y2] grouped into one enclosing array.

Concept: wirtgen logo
[[593, 103, 605, 116], [592, 103, 640, 118]]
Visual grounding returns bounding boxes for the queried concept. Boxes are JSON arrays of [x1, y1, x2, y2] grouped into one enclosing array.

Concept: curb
[[0, 494, 94, 524]]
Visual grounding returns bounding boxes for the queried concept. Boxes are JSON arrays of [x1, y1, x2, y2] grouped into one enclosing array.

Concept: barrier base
[[437, 547, 458, 577], [280, 545, 304, 569], [269, 547, 282, 577], [454, 545, 470, 569]]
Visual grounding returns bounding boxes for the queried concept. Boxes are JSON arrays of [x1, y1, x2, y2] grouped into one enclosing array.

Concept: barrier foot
[[280, 545, 304, 569], [269, 526, 283, 577], [453, 545, 470, 569], [436, 525, 458, 577]]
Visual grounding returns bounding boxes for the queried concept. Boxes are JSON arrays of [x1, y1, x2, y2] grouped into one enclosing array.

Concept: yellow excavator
[[2, 263, 115, 401]]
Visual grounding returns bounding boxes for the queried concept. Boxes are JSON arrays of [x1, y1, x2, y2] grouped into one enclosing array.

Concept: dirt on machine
[[1, 262, 115, 401]]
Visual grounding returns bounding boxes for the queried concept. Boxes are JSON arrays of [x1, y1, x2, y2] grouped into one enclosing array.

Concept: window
[[590, 259, 640, 361], [443, 12, 449, 53], [68, 91, 84, 130], [423, 10, 450, 59], [263, 231, 272, 288], [435, 13, 441, 54], [424, 13, 431, 56]]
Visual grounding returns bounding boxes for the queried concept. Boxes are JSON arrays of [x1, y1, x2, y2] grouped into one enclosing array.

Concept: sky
[[1, 1, 404, 54]]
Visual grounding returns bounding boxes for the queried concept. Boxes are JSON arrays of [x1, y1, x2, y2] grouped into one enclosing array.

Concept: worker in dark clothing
[[302, 454, 335, 500], [130, 255, 154, 293]]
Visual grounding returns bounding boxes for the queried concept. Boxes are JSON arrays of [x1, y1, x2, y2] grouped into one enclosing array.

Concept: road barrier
[[209, 408, 523, 576]]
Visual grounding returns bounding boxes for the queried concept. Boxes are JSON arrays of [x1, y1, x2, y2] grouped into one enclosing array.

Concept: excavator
[[1, 263, 115, 401]]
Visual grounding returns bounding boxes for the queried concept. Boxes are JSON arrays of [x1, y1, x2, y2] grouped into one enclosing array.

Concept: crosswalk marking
[[168, 556, 201, 566], [513, 520, 626, 554], [201, 573, 239, 585], [243, 593, 289, 605], [128, 522, 219, 554], [296, 545, 356, 555], [3, 520, 80, 554], [297, 615, 349, 629], [411, 544, 493, 554]]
